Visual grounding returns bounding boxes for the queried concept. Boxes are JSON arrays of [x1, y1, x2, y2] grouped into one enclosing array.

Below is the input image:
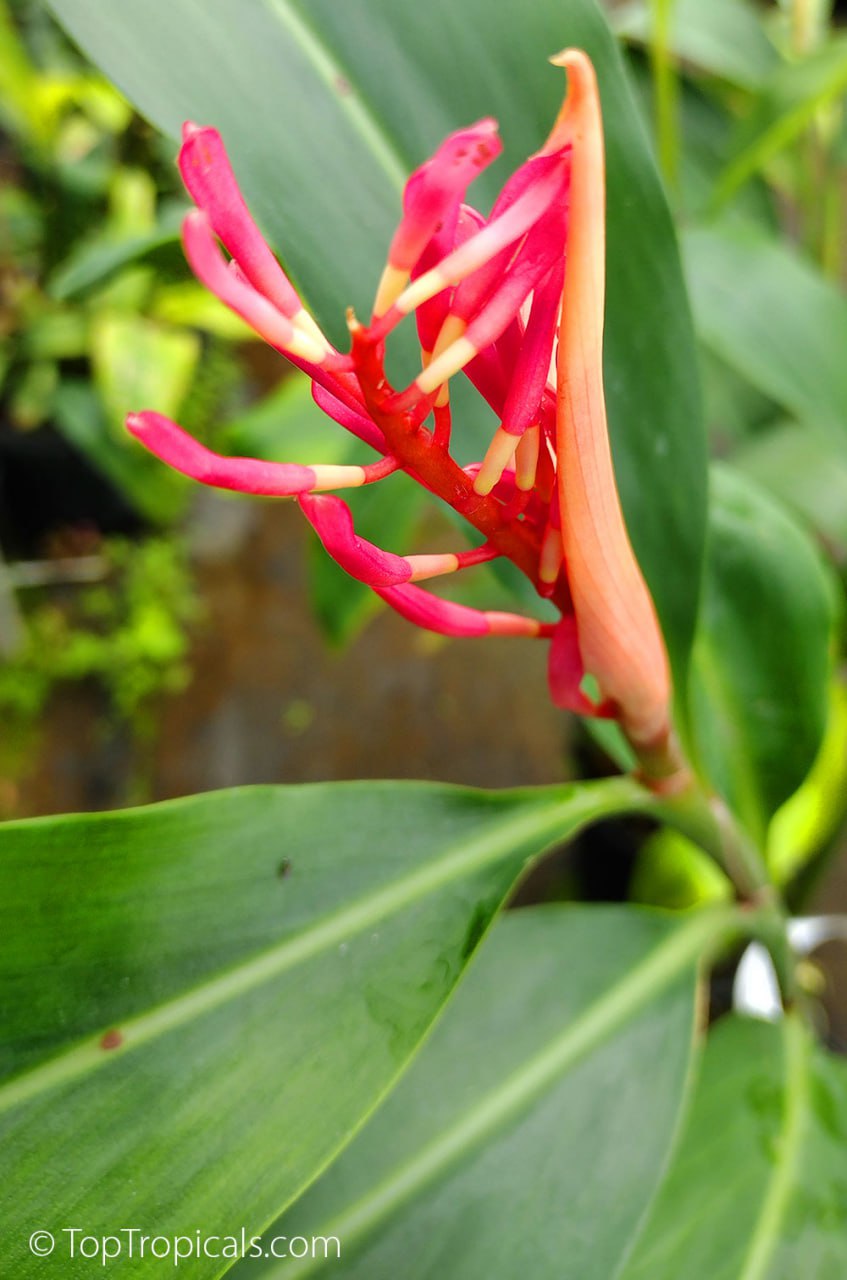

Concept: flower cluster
[[128, 49, 671, 756]]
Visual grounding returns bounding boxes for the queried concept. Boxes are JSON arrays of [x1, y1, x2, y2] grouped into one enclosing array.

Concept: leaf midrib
[[0, 780, 644, 1116], [263, 0, 408, 192], [263, 905, 742, 1280], [737, 1013, 811, 1280]]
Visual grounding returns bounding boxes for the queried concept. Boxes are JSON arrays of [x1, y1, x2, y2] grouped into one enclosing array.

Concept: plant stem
[[649, 0, 680, 191], [653, 771, 772, 904]]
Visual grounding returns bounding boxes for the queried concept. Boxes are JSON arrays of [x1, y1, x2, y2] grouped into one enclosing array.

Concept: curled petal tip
[[182, 120, 203, 140], [548, 47, 591, 72]]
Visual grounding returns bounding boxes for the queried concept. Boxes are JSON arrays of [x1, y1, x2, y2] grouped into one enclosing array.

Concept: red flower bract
[[127, 49, 672, 757]]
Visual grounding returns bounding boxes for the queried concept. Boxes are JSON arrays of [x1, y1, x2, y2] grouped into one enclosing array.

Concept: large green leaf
[[0, 778, 646, 1279], [689, 466, 835, 847], [233, 904, 739, 1279], [46, 0, 707, 694], [684, 224, 847, 447], [620, 1013, 847, 1280]]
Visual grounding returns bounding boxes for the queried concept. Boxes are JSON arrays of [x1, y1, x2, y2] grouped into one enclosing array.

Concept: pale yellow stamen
[[407, 553, 460, 582], [515, 425, 541, 491], [416, 336, 476, 395], [373, 264, 411, 317], [395, 267, 449, 317], [309, 464, 366, 491], [473, 427, 518, 496], [428, 315, 467, 406], [539, 522, 564, 584], [294, 308, 332, 352]]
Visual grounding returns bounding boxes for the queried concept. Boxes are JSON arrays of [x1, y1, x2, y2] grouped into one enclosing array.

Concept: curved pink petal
[[547, 615, 615, 718], [312, 383, 387, 453], [376, 582, 546, 638], [179, 123, 302, 319], [501, 258, 564, 438], [298, 493, 412, 587], [128, 412, 317, 495], [181, 211, 326, 364], [394, 121, 501, 265]]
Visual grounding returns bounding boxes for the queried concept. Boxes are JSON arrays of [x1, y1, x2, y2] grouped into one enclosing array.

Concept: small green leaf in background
[[222, 375, 366, 470], [0, 778, 646, 1279], [625, 58, 778, 225], [46, 0, 708, 703], [613, 0, 778, 91], [689, 465, 835, 848], [92, 311, 200, 435], [735, 421, 847, 558], [684, 224, 847, 447], [49, 203, 185, 301], [716, 35, 847, 205], [620, 1014, 847, 1280], [233, 904, 735, 1280], [768, 679, 847, 886], [631, 827, 732, 910], [53, 381, 188, 524]]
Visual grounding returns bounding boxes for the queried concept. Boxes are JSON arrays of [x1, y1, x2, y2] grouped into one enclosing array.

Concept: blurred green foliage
[[0, 536, 198, 793], [614, 0, 847, 906], [0, 0, 250, 520], [0, 0, 237, 794]]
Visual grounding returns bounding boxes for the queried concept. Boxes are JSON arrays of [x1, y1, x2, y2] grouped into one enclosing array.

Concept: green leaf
[[49, 203, 185, 300], [613, 0, 779, 91], [92, 311, 200, 434], [689, 465, 835, 847], [53, 381, 188, 524], [768, 678, 847, 885], [620, 1013, 847, 1280], [716, 36, 847, 205], [684, 224, 847, 447], [625, 56, 778, 225], [222, 375, 365, 469], [734, 421, 847, 554], [630, 827, 732, 909], [232, 904, 737, 1279], [0, 778, 647, 1279], [309, 474, 427, 647], [223, 378, 427, 644], [47, 0, 707, 697]]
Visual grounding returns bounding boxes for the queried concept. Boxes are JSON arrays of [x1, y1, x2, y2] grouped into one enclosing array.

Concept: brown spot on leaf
[[277, 858, 293, 879], [100, 1028, 123, 1051]]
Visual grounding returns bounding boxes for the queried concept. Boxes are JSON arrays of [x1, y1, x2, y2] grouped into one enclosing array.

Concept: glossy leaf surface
[[689, 466, 834, 846], [684, 224, 847, 447], [0, 778, 645, 1278], [621, 1014, 847, 1280], [234, 905, 733, 1279]]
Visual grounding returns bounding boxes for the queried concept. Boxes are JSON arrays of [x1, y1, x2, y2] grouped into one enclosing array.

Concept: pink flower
[[127, 49, 671, 755]]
